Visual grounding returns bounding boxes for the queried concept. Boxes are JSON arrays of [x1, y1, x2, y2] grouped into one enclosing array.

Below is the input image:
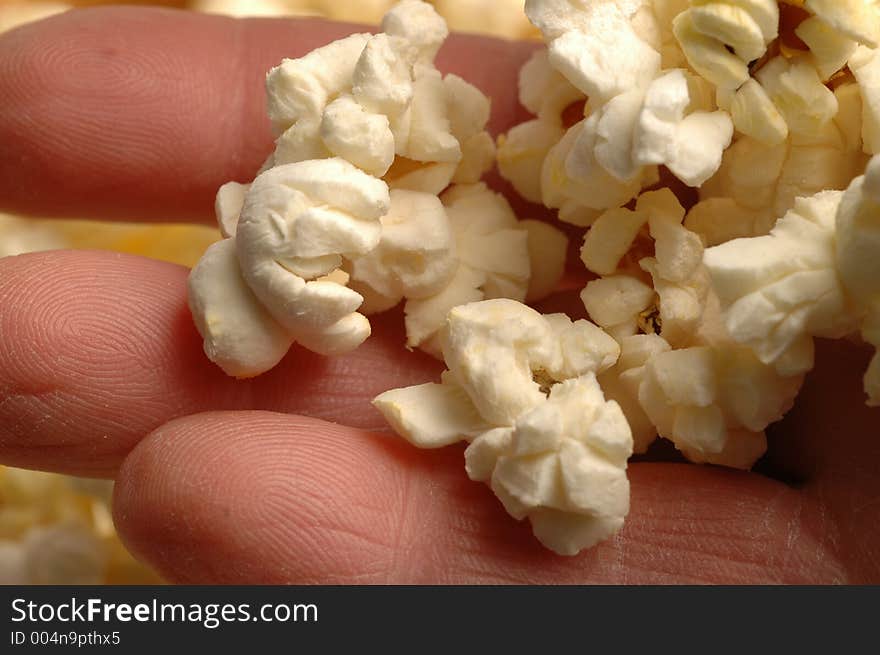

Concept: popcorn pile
[[188, 0, 568, 376], [181, 0, 877, 555]]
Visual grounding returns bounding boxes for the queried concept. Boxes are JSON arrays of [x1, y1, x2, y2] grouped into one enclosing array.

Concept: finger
[[0, 7, 537, 223], [760, 339, 880, 579], [0, 250, 442, 476], [113, 410, 846, 584]]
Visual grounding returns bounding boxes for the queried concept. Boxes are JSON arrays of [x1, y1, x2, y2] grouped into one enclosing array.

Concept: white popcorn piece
[[347, 188, 458, 312], [403, 184, 531, 355], [673, 1, 778, 90], [235, 159, 387, 336], [547, 19, 661, 106], [469, 374, 632, 555], [374, 374, 490, 449], [637, 189, 710, 347], [518, 49, 586, 122], [320, 95, 396, 177], [266, 0, 497, 183], [703, 190, 859, 376], [690, 86, 868, 244], [835, 156, 880, 405], [443, 74, 496, 183], [521, 219, 569, 303], [684, 197, 773, 246], [526, 1, 662, 106], [215, 181, 249, 238], [580, 207, 649, 276], [543, 67, 731, 201], [266, 33, 373, 137], [401, 69, 462, 164], [444, 300, 598, 425], [580, 274, 656, 341], [188, 239, 295, 378], [796, 16, 859, 81], [378, 298, 619, 432], [384, 159, 458, 195], [375, 298, 631, 555], [598, 333, 671, 453], [850, 46, 880, 155], [754, 56, 839, 138], [498, 119, 566, 204], [804, 0, 880, 49], [730, 78, 789, 146], [190, 158, 389, 375], [381, 0, 449, 63], [582, 189, 708, 347], [543, 118, 647, 221], [631, 69, 734, 187], [643, 0, 692, 68], [638, 344, 800, 469]]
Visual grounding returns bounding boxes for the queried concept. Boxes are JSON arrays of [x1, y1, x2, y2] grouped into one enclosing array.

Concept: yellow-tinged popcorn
[[376, 298, 629, 556], [673, 1, 779, 91], [402, 183, 532, 356]]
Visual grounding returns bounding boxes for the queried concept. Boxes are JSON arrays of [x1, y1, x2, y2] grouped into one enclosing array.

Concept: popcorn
[[265, 0, 498, 190], [580, 207, 649, 276], [497, 49, 586, 204], [598, 333, 671, 453], [526, 0, 662, 105], [375, 298, 631, 555], [581, 275, 656, 341], [542, 117, 650, 224], [498, 119, 566, 204], [835, 156, 880, 405], [521, 219, 569, 302], [191, 158, 390, 376], [754, 56, 839, 137], [177, 0, 880, 557], [673, 0, 778, 91], [189, 1, 517, 374], [804, 0, 880, 49], [631, 69, 733, 186], [703, 189, 858, 377], [637, 190, 711, 347], [346, 188, 458, 313], [402, 184, 534, 355], [518, 49, 586, 122], [688, 85, 868, 244], [796, 16, 859, 81], [850, 46, 880, 155], [637, 342, 800, 468], [729, 78, 789, 145]]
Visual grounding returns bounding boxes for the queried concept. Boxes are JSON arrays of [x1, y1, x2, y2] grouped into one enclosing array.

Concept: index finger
[[0, 7, 537, 223]]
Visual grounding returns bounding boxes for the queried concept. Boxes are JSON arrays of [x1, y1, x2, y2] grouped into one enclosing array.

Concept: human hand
[[0, 6, 877, 584]]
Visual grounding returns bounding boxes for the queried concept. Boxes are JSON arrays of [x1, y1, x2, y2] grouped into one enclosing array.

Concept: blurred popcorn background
[[0, 0, 534, 584]]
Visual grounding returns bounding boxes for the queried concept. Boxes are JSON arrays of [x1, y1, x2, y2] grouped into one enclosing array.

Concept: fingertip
[[113, 411, 413, 584]]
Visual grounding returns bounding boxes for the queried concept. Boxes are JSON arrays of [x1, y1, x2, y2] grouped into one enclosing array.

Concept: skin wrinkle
[[0, 8, 536, 223], [0, 250, 445, 473], [108, 410, 873, 582]]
